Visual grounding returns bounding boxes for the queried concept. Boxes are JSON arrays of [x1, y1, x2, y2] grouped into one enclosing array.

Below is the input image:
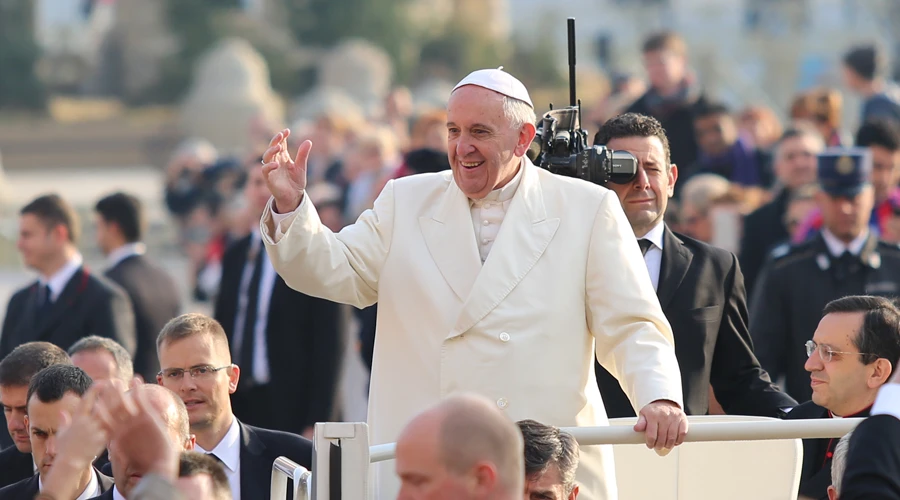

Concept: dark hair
[[20, 194, 80, 243], [179, 451, 232, 499], [517, 419, 579, 493], [843, 45, 882, 81], [822, 296, 900, 366], [94, 192, 144, 243], [0, 342, 71, 387], [693, 102, 732, 121], [27, 365, 92, 406], [641, 31, 687, 56], [593, 113, 672, 165], [68, 336, 134, 384], [157, 313, 230, 355], [856, 119, 900, 152]]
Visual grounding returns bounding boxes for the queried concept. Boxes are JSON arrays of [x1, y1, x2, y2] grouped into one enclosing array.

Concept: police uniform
[[748, 149, 900, 402]]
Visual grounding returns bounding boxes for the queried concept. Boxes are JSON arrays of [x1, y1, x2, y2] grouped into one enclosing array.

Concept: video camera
[[526, 19, 638, 186]]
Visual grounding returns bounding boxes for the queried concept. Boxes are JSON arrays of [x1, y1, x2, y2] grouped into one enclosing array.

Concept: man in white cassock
[[258, 68, 688, 499]]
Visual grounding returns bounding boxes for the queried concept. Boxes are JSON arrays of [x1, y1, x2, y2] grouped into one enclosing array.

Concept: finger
[[645, 417, 659, 449], [130, 376, 143, 390], [294, 140, 313, 167], [94, 399, 117, 434], [676, 417, 689, 447], [633, 414, 647, 432], [79, 384, 102, 416], [262, 162, 278, 178], [268, 131, 284, 149], [262, 145, 281, 164], [58, 410, 72, 432], [664, 419, 677, 450]]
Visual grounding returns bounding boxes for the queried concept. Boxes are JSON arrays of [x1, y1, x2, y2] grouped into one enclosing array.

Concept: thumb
[[634, 414, 647, 432], [294, 140, 313, 167], [58, 410, 72, 432]]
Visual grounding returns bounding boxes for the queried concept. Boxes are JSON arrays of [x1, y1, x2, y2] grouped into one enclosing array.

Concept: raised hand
[[261, 128, 313, 213]]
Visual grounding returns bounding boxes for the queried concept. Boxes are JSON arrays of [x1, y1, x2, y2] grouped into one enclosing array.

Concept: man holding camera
[[259, 68, 687, 499], [592, 113, 796, 419]]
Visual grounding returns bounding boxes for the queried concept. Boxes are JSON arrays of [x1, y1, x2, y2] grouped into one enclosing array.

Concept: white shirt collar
[[640, 222, 666, 252], [821, 229, 868, 257], [107, 242, 146, 268], [40, 468, 101, 500], [194, 415, 241, 473], [113, 485, 127, 500], [41, 254, 84, 301], [470, 158, 524, 206]]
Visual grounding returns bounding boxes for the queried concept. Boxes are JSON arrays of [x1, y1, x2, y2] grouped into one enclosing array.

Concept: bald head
[[134, 384, 192, 446], [396, 393, 524, 500]]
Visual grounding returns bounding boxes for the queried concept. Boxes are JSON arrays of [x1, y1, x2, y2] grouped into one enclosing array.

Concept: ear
[[24, 415, 29, 430], [156, 374, 164, 385], [569, 484, 580, 500], [515, 122, 537, 158], [186, 434, 196, 450], [827, 484, 837, 500], [469, 462, 498, 493], [869, 358, 893, 388], [228, 365, 241, 394], [667, 163, 679, 198]]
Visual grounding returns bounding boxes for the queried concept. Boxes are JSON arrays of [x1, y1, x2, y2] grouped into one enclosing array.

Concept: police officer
[[749, 148, 900, 402]]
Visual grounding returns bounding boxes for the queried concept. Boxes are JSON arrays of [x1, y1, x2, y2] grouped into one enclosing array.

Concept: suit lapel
[[15, 282, 41, 346], [451, 164, 560, 337], [656, 227, 692, 310], [239, 421, 268, 496], [35, 268, 85, 341], [419, 176, 483, 301]]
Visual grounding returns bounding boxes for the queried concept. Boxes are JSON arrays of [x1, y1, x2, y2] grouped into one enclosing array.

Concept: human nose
[[45, 434, 57, 458], [632, 167, 650, 190], [455, 134, 476, 158]]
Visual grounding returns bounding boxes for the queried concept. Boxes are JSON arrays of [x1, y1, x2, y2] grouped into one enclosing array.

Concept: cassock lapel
[[419, 175, 483, 302], [35, 268, 86, 341], [450, 163, 559, 338], [656, 226, 692, 310]]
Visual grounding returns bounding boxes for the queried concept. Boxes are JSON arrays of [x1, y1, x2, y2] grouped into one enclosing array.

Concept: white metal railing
[[278, 417, 863, 499], [270, 456, 311, 499]]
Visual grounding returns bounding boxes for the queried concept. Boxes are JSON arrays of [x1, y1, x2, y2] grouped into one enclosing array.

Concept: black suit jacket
[[105, 253, 182, 381], [841, 413, 900, 499], [214, 235, 344, 433], [239, 421, 312, 499], [785, 401, 872, 500], [596, 228, 796, 417], [0, 446, 32, 489], [738, 188, 791, 302], [0, 467, 113, 499], [0, 266, 136, 360]]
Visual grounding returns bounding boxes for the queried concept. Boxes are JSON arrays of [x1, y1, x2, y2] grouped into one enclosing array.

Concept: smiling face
[[446, 86, 535, 199], [605, 136, 677, 237]]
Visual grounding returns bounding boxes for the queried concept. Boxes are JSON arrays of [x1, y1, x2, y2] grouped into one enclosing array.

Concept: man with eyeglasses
[[155, 313, 311, 500], [784, 295, 900, 500]]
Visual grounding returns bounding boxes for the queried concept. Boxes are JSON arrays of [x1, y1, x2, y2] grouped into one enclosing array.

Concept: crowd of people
[[1, 28, 900, 499]]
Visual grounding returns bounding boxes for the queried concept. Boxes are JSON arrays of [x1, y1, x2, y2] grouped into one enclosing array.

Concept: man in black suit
[[214, 158, 343, 437], [0, 365, 114, 498], [0, 194, 136, 361], [592, 113, 796, 417], [785, 295, 900, 500], [0, 342, 72, 483], [156, 313, 312, 500], [738, 125, 825, 299], [94, 192, 182, 382]]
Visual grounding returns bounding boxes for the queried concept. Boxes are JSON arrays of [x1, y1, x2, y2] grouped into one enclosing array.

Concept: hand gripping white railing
[[281, 418, 864, 499]]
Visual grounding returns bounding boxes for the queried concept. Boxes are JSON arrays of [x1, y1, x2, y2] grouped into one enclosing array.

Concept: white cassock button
[[483, 220, 489, 226], [482, 238, 489, 244], [499, 332, 510, 342], [497, 398, 508, 409]]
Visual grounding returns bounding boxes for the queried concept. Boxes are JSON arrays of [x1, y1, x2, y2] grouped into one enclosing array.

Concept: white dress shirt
[[106, 242, 146, 268], [821, 229, 868, 257], [113, 485, 126, 500], [195, 415, 242, 499], [638, 222, 665, 292], [41, 254, 84, 302], [39, 468, 101, 500], [231, 234, 276, 384]]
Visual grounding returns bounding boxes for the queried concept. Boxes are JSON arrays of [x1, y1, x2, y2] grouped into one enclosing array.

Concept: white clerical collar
[[470, 158, 524, 206], [194, 415, 241, 473], [107, 242, 146, 268], [822, 229, 868, 257], [640, 222, 666, 252], [40, 468, 100, 500], [40, 254, 83, 301]]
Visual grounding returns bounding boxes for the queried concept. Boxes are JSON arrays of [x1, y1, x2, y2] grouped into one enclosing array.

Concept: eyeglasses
[[805, 340, 875, 363], [158, 365, 232, 380]]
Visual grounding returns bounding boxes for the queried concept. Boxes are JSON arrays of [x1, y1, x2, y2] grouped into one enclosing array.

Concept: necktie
[[240, 244, 265, 381], [832, 250, 858, 282], [638, 238, 654, 256], [36, 284, 52, 317]]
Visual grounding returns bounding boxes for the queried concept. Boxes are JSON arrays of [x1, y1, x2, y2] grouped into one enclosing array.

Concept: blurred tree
[[0, 0, 46, 110]]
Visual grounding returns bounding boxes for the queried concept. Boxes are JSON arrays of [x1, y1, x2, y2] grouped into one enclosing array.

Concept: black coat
[[0, 266, 136, 359], [214, 235, 344, 434], [596, 228, 795, 417], [0, 446, 32, 489], [105, 253, 182, 381], [0, 467, 113, 499], [841, 413, 900, 500], [785, 401, 871, 500], [749, 233, 900, 401], [738, 188, 791, 304], [238, 421, 313, 499], [626, 91, 707, 172]]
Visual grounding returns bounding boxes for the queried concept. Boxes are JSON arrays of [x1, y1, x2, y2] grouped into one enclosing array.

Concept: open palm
[[262, 128, 313, 213]]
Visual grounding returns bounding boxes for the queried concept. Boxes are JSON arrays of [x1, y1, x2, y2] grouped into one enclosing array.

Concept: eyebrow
[[31, 426, 48, 434], [446, 122, 495, 131]]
